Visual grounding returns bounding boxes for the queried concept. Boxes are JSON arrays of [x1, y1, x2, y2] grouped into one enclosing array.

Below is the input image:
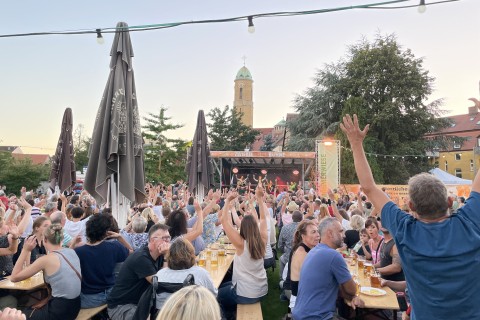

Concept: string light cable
[[0, 0, 463, 39]]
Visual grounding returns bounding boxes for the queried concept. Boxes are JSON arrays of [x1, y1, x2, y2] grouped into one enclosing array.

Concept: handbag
[[30, 251, 82, 315]]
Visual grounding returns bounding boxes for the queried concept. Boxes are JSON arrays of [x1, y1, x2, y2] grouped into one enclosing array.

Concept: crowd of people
[[0, 115, 477, 320]]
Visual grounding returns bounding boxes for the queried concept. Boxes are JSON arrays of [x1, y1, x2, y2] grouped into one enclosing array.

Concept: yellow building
[[233, 66, 254, 127], [425, 104, 480, 180]]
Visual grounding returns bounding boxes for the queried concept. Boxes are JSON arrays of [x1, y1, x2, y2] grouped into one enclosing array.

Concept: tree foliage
[[0, 153, 49, 194], [260, 134, 275, 151], [142, 107, 188, 184], [73, 124, 91, 172], [287, 34, 457, 184], [207, 106, 260, 151]]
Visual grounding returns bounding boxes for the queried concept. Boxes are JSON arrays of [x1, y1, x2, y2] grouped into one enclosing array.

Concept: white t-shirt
[[64, 216, 91, 243], [155, 266, 217, 309]]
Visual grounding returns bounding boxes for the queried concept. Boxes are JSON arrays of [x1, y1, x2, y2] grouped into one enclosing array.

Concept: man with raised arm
[[340, 114, 480, 320]]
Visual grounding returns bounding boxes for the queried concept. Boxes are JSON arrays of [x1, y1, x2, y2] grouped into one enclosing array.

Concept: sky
[[1, 0, 479, 155]]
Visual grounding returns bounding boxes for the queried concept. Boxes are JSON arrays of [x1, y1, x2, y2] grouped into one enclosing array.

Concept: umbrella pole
[[106, 179, 111, 208]]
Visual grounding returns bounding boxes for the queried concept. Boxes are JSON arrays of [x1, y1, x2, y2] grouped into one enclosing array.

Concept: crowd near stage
[[210, 150, 316, 192]]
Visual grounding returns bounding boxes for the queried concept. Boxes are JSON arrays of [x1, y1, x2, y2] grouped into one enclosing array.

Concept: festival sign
[[316, 140, 340, 197]]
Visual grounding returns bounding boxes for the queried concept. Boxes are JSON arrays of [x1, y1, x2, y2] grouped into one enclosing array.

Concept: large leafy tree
[[207, 106, 259, 151], [288, 34, 455, 184], [0, 153, 49, 194], [142, 107, 187, 184]]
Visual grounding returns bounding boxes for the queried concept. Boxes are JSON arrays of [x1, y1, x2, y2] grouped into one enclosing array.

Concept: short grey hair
[[132, 216, 148, 233], [50, 211, 65, 224], [318, 217, 339, 238], [44, 202, 57, 213], [409, 173, 448, 219]]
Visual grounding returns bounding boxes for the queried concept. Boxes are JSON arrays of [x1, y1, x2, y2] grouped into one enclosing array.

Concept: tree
[[0, 154, 49, 194], [72, 124, 92, 173], [207, 106, 259, 151], [260, 134, 275, 151], [142, 107, 187, 184], [288, 34, 458, 184]]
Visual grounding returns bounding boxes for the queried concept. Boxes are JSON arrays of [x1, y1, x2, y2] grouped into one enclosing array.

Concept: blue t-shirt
[[381, 191, 480, 320], [75, 240, 129, 294], [292, 243, 352, 320]]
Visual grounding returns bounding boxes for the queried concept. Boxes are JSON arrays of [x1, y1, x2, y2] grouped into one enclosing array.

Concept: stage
[[210, 150, 315, 192]]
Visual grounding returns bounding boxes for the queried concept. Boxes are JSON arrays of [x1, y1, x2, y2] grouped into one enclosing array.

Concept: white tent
[[429, 168, 472, 185]]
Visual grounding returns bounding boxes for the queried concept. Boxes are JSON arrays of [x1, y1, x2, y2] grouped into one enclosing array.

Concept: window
[[455, 153, 461, 161], [239, 87, 243, 99], [453, 141, 461, 149], [477, 136, 480, 147], [445, 161, 448, 172], [455, 169, 462, 178], [471, 160, 474, 172]]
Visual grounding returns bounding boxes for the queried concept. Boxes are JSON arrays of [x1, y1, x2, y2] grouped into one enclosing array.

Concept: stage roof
[[210, 151, 315, 166]]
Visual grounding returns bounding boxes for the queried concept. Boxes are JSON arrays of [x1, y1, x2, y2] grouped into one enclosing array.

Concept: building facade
[[233, 66, 254, 127], [425, 105, 480, 180]]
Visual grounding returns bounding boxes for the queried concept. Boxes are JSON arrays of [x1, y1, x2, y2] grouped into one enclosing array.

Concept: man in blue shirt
[[340, 114, 480, 320], [293, 218, 364, 320]]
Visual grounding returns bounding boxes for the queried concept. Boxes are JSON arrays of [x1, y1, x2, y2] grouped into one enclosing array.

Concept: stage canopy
[[210, 150, 316, 190]]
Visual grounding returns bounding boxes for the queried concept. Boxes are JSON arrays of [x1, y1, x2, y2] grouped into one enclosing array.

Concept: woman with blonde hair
[[156, 285, 221, 320], [344, 214, 365, 249], [140, 207, 159, 233], [11, 224, 81, 320], [218, 186, 268, 319]]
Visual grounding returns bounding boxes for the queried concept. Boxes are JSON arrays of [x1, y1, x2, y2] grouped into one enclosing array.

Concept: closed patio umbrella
[[186, 110, 214, 200], [84, 22, 145, 226], [49, 107, 76, 193]]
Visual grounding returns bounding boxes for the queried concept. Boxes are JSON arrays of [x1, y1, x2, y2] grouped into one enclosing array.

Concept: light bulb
[[418, 0, 426, 13], [96, 29, 104, 45], [247, 16, 255, 34]]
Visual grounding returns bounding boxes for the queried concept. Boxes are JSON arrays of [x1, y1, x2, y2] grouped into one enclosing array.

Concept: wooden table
[[347, 262, 399, 311], [0, 272, 45, 291], [199, 246, 235, 288]]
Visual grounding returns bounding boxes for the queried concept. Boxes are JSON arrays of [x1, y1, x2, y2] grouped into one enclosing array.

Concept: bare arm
[[221, 193, 244, 252], [183, 200, 204, 242], [17, 198, 32, 236], [376, 245, 402, 276], [256, 185, 268, 245], [328, 189, 344, 223], [340, 115, 390, 212]]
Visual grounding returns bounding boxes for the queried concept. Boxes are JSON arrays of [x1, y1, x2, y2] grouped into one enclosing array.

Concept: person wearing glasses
[[107, 224, 171, 320]]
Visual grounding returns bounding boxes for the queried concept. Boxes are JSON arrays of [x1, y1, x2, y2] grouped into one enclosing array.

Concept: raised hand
[[327, 188, 335, 200], [339, 114, 369, 146], [23, 236, 37, 252]]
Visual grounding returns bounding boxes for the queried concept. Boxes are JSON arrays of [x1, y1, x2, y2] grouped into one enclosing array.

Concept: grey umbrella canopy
[[49, 107, 76, 193], [84, 22, 145, 206], [186, 110, 214, 196]]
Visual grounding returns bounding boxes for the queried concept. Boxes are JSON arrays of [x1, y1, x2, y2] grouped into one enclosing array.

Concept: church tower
[[233, 66, 254, 127]]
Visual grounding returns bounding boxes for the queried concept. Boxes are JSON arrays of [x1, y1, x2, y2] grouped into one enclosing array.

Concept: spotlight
[[261, 169, 267, 175], [232, 167, 239, 174], [293, 170, 299, 175]]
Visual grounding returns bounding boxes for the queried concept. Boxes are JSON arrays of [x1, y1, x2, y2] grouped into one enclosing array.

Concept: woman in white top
[[217, 184, 268, 319], [155, 238, 216, 311]]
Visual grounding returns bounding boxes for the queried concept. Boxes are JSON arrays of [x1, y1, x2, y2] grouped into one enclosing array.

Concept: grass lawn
[[261, 256, 289, 320]]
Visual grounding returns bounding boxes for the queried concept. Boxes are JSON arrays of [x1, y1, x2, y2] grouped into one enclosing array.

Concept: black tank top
[[380, 239, 405, 281], [286, 243, 311, 296]]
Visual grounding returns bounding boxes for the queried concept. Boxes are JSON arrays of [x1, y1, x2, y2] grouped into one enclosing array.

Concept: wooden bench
[[76, 304, 108, 320], [237, 302, 263, 320]]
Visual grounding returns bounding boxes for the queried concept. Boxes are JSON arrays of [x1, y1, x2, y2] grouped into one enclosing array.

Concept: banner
[[341, 184, 472, 206], [316, 140, 340, 197]]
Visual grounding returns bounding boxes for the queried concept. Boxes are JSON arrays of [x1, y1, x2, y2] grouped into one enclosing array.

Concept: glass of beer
[[218, 247, 226, 256], [365, 263, 373, 275], [210, 250, 218, 267], [198, 252, 207, 267], [370, 273, 381, 288], [357, 259, 364, 272]]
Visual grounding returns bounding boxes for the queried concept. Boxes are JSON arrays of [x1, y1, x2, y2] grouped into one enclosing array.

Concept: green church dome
[[235, 66, 253, 81]]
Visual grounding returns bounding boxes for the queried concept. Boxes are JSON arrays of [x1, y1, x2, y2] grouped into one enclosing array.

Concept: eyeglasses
[[151, 236, 171, 242]]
